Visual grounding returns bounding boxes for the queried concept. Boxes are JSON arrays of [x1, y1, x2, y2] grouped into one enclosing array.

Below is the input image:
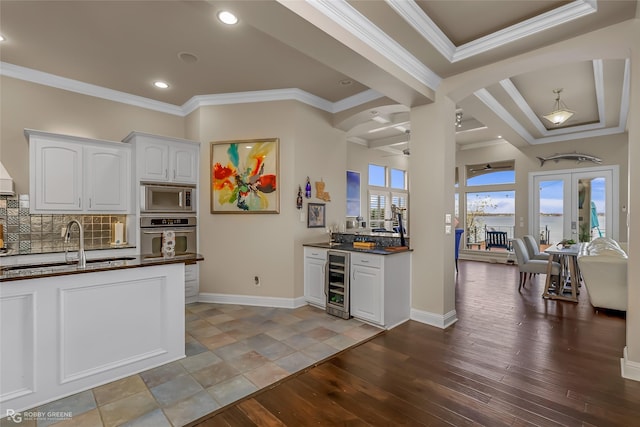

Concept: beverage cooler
[[326, 250, 350, 319]]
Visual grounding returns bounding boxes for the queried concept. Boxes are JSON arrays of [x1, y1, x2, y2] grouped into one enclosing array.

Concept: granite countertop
[[0, 253, 204, 282], [304, 242, 411, 255]]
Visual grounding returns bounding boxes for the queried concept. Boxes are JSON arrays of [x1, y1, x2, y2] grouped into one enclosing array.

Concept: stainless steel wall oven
[[140, 215, 197, 258]]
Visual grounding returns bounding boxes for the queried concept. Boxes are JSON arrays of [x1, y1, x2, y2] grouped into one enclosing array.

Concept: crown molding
[[181, 88, 334, 115], [0, 62, 185, 116], [1, 62, 384, 117], [306, 0, 441, 91], [387, 0, 598, 63]]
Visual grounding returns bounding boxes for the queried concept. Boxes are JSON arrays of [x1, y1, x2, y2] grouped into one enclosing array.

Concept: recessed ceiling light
[[153, 81, 169, 89], [340, 79, 353, 86], [218, 10, 238, 25]]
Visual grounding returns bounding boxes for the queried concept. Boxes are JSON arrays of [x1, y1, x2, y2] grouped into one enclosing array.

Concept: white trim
[[305, 0, 441, 90], [1, 62, 383, 117], [198, 292, 307, 309], [0, 62, 184, 116], [410, 308, 458, 329], [387, 0, 597, 63], [621, 347, 640, 382]]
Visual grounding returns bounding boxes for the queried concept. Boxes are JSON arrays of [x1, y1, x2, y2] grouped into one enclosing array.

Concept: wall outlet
[[254, 276, 260, 286]]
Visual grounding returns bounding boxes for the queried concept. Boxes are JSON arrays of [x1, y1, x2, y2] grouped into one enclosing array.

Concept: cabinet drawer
[[304, 247, 327, 260], [350, 253, 382, 268]]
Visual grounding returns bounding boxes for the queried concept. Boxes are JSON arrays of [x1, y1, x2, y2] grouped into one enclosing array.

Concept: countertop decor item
[[211, 138, 279, 213]]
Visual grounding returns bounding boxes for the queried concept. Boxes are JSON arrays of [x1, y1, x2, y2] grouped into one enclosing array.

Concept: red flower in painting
[[213, 164, 235, 190], [256, 174, 276, 193]]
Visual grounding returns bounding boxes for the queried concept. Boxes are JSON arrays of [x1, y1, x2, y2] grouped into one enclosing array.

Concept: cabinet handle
[[89, 198, 92, 208], [165, 169, 168, 179], [174, 170, 176, 180], [78, 198, 81, 208]]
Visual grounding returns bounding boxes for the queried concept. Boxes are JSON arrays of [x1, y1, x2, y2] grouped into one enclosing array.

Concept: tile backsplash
[[0, 194, 126, 254]]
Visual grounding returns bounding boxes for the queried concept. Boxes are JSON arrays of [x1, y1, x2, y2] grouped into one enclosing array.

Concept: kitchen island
[[0, 254, 202, 413]]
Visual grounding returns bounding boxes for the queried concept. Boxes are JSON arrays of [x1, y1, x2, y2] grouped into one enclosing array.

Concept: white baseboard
[[621, 346, 640, 381], [410, 308, 458, 329], [198, 293, 307, 309]]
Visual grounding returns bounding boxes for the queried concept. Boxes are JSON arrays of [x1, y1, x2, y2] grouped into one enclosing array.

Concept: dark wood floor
[[191, 261, 638, 426]]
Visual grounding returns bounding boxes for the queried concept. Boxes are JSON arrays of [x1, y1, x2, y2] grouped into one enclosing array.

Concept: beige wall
[[0, 76, 184, 195], [191, 101, 346, 299]]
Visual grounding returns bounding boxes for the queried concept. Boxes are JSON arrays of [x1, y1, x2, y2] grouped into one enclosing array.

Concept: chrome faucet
[[64, 219, 86, 267]]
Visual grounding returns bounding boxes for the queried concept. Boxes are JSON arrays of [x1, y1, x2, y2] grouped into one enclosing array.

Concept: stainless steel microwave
[[140, 183, 196, 213]]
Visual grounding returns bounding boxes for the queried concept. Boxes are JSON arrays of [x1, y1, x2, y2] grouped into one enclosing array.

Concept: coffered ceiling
[[0, 0, 636, 155]]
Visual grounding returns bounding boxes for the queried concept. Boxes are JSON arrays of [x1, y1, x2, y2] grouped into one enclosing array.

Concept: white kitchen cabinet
[[124, 132, 199, 184], [350, 252, 410, 329], [304, 247, 327, 308], [84, 146, 130, 211], [27, 130, 131, 213]]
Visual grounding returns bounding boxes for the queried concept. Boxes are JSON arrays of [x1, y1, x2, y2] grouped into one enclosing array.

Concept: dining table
[[542, 243, 581, 302]]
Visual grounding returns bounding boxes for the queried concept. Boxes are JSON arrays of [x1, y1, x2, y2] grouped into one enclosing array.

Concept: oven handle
[[141, 228, 196, 234]]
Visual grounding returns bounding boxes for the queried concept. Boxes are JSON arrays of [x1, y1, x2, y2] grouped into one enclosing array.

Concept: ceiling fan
[[469, 163, 510, 172]]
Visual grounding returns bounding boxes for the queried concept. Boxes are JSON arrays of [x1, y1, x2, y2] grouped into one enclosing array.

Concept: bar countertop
[[303, 242, 411, 255]]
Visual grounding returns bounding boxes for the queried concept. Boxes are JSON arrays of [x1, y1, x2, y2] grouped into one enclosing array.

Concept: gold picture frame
[[210, 138, 280, 213]]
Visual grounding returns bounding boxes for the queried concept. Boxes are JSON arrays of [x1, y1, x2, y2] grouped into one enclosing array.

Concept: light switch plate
[[445, 214, 452, 224], [445, 225, 452, 234]]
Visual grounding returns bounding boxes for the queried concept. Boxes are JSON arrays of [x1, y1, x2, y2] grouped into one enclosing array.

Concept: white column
[[409, 97, 457, 328]]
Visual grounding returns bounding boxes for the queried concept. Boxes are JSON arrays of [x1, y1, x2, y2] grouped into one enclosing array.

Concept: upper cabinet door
[[31, 139, 83, 212], [170, 143, 199, 184], [84, 146, 131, 212], [137, 140, 170, 182]]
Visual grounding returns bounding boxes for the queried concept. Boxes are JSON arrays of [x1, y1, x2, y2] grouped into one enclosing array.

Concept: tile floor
[[3, 303, 382, 427]]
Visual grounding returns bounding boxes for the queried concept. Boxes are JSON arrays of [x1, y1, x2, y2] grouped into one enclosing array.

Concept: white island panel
[[0, 264, 185, 413], [0, 293, 35, 402]]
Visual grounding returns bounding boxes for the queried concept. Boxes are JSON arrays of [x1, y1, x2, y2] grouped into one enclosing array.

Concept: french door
[[529, 166, 618, 246]]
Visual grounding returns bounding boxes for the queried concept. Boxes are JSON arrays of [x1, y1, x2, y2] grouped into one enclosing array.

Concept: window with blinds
[[369, 191, 387, 230], [367, 164, 409, 233]]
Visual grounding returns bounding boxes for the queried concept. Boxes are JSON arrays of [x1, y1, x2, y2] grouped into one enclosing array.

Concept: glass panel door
[[531, 166, 617, 247]]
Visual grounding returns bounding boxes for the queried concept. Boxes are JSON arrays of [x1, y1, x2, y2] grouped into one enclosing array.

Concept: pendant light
[[542, 88, 574, 125]]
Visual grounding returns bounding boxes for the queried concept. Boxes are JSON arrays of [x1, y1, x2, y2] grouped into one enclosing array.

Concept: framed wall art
[[307, 203, 326, 228], [210, 138, 279, 213]]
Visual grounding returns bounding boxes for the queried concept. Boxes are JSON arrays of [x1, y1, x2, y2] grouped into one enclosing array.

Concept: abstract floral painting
[[211, 138, 279, 213]]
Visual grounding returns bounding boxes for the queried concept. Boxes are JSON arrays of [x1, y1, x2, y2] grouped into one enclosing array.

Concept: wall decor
[[346, 170, 360, 217], [315, 179, 331, 201], [296, 185, 303, 210], [211, 138, 279, 213], [307, 203, 326, 228], [305, 177, 312, 198]]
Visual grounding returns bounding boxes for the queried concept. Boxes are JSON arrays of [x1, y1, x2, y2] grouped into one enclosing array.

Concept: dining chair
[[454, 228, 464, 272], [523, 235, 549, 261], [512, 238, 560, 291]]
